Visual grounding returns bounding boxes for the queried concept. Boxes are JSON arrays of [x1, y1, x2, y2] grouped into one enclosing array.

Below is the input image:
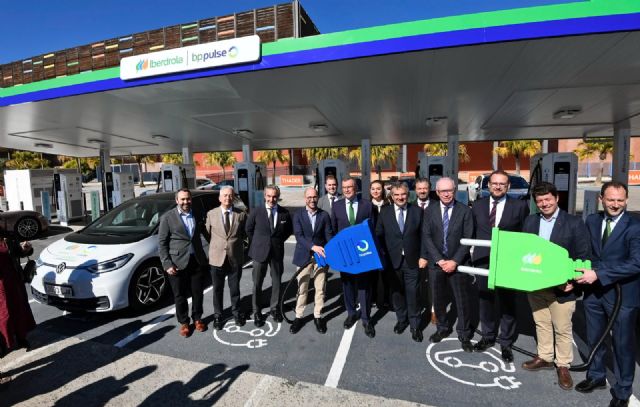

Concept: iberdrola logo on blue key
[[315, 220, 382, 274]]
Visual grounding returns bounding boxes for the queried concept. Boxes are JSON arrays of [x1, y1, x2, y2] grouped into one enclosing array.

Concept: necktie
[[269, 207, 275, 232], [330, 195, 335, 208], [398, 207, 405, 233], [420, 201, 426, 210], [601, 217, 612, 247], [442, 205, 451, 255], [348, 201, 355, 225], [489, 200, 498, 228], [224, 210, 230, 235]]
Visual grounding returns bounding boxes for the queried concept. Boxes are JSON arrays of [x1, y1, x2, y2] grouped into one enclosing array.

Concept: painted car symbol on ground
[[213, 319, 281, 349]]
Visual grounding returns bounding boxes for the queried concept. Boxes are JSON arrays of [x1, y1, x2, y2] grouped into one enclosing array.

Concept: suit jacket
[[376, 204, 423, 269], [584, 212, 640, 308], [205, 206, 247, 269], [158, 208, 208, 271], [370, 200, 390, 228], [421, 200, 473, 269], [522, 209, 590, 302], [472, 197, 529, 267], [292, 208, 333, 267], [318, 193, 343, 219], [331, 197, 373, 234], [246, 205, 293, 263]]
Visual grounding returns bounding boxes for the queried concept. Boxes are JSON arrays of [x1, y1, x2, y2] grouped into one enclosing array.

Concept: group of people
[[158, 172, 639, 407]]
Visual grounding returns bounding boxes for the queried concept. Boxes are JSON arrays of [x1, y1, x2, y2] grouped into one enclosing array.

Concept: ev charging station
[[233, 161, 266, 209], [529, 152, 578, 214], [103, 172, 135, 210], [417, 152, 453, 199], [317, 159, 348, 195], [53, 171, 85, 222], [159, 163, 196, 192]]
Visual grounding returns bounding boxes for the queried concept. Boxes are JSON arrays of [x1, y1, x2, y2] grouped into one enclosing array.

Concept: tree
[[494, 140, 541, 175], [161, 154, 183, 164], [301, 147, 349, 164], [5, 151, 50, 169], [348, 145, 400, 179], [203, 152, 237, 180], [423, 143, 471, 163], [256, 150, 289, 184], [574, 140, 613, 185], [131, 155, 154, 187], [60, 156, 100, 180]]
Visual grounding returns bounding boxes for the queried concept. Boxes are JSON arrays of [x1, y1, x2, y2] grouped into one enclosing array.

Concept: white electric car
[[31, 190, 246, 312]]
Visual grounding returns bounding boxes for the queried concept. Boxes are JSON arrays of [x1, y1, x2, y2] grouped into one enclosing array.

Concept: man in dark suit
[[575, 181, 640, 407], [413, 177, 435, 324], [290, 187, 333, 334], [158, 188, 209, 337], [472, 170, 529, 362], [421, 177, 474, 351], [521, 182, 590, 391], [205, 185, 247, 330], [376, 182, 428, 342], [331, 176, 375, 338], [317, 175, 342, 219], [246, 185, 293, 327]]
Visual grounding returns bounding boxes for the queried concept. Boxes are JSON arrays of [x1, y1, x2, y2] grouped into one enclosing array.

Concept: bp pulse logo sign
[[121, 35, 260, 80], [521, 253, 543, 273]]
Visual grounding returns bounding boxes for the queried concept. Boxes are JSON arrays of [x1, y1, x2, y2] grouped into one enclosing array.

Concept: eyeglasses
[[305, 196, 318, 200], [437, 189, 455, 194], [490, 182, 508, 187]]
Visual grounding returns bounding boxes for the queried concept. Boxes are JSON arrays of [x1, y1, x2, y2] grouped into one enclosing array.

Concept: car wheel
[[128, 260, 167, 310], [15, 216, 41, 240]]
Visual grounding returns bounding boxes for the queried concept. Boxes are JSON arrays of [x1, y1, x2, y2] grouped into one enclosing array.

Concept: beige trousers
[[295, 259, 326, 318], [527, 288, 576, 367]]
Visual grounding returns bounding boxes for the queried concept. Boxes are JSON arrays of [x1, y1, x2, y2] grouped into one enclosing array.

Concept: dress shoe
[[314, 317, 327, 334], [343, 314, 359, 329], [473, 338, 495, 352], [290, 318, 304, 334], [363, 322, 376, 338], [253, 312, 265, 328], [461, 339, 474, 353], [16, 338, 31, 352], [411, 328, 423, 343], [212, 315, 224, 330], [179, 323, 191, 337], [609, 396, 629, 407], [429, 330, 451, 343], [270, 309, 283, 323], [556, 367, 573, 390], [430, 312, 437, 325], [234, 313, 246, 327], [394, 321, 409, 334], [575, 378, 607, 393], [194, 320, 207, 332], [501, 346, 514, 363], [522, 356, 554, 371]]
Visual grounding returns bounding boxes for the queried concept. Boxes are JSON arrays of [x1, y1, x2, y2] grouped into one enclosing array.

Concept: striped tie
[[442, 204, 452, 256]]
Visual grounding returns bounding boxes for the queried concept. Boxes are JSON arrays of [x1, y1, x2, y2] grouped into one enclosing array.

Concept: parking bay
[[25, 231, 637, 406]]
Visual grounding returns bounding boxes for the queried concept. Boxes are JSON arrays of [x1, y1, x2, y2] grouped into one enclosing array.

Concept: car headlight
[[85, 254, 134, 274]]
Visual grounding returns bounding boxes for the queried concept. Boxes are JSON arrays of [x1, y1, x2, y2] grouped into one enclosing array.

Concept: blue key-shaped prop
[[315, 220, 382, 274]]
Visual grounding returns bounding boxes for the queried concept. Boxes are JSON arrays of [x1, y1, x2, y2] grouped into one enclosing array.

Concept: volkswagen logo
[[56, 262, 66, 274]]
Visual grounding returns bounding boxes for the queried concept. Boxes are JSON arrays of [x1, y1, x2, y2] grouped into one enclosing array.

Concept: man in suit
[[205, 185, 247, 330], [575, 181, 640, 406], [331, 176, 376, 338], [376, 182, 428, 342], [290, 187, 333, 334], [413, 177, 435, 324], [246, 185, 293, 327], [158, 188, 209, 337], [414, 178, 432, 210], [421, 177, 474, 352], [521, 182, 590, 391], [472, 170, 529, 362], [318, 175, 342, 219]]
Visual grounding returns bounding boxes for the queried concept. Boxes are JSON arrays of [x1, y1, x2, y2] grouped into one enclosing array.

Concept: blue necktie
[[442, 205, 451, 256], [398, 207, 405, 233]]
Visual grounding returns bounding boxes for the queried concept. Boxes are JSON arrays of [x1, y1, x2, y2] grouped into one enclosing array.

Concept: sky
[[0, 0, 579, 64]]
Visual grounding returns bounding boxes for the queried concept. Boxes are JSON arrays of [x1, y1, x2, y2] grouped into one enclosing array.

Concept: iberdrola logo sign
[[521, 253, 543, 265]]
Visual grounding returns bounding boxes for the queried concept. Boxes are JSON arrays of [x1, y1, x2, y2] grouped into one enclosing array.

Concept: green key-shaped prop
[[459, 228, 591, 292]]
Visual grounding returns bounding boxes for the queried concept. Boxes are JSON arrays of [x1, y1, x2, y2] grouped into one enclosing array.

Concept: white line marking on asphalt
[[29, 299, 36, 303], [324, 322, 357, 388], [630, 395, 640, 407], [114, 286, 213, 348], [244, 374, 275, 407], [1, 341, 60, 372]]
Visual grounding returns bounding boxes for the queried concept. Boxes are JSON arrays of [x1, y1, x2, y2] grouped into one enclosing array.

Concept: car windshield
[[82, 198, 175, 236]]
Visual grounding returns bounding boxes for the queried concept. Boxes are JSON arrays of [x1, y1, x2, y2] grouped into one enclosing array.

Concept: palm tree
[[131, 155, 155, 187], [574, 141, 613, 185], [423, 143, 471, 163], [348, 145, 400, 178], [161, 154, 183, 164], [256, 150, 289, 184], [203, 152, 237, 180], [301, 147, 349, 164], [494, 140, 541, 175], [5, 151, 50, 169], [60, 156, 100, 180]]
